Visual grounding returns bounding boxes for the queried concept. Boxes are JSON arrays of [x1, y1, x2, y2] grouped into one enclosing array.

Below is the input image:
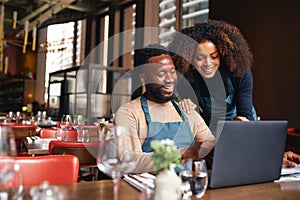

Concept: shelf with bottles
[[0, 78, 36, 113]]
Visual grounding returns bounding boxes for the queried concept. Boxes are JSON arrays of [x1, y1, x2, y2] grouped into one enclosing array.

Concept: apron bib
[[140, 95, 195, 152]]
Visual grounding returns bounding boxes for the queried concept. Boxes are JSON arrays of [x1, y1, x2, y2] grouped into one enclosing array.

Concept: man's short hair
[[134, 43, 170, 67]]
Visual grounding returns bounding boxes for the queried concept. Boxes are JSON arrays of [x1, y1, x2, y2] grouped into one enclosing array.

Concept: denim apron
[[140, 95, 195, 152]]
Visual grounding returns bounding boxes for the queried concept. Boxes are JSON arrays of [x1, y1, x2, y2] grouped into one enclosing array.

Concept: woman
[[168, 20, 257, 133], [167, 20, 300, 169]]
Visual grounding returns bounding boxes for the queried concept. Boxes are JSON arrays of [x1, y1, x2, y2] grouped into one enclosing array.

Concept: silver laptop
[[209, 120, 288, 188]]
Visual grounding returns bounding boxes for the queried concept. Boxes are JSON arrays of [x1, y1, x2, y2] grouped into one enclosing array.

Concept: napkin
[[123, 173, 155, 192]]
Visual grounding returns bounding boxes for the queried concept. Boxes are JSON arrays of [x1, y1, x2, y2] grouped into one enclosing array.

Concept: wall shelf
[[0, 78, 36, 113]]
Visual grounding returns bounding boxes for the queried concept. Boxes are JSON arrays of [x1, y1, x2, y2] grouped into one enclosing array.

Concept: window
[[159, 0, 177, 45], [43, 20, 83, 103], [118, 3, 136, 69], [95, 13, 110, 93], [159, 0, 209, 44], [96, 14, 109, 66], [182, 0, 209, 28]]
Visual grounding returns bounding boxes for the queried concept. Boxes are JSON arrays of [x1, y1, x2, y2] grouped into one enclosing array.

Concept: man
[[115, 44, 215, 173]]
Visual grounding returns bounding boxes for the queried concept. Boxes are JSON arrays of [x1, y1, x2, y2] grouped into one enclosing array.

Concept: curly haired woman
[[168, 20, 257, 132]]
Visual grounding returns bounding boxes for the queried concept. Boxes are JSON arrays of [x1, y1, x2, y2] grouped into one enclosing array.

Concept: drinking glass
[[0, 126, 23, 199], [180, 159, 208, 199], [0, 126, 17, 183], [77, 129, 89, 142], [55, 128, 65, 141], [73, 115, 85, 141], [97, 125, 136, 192], [60, 115, 73, 130], [1, 163, 23, 200]]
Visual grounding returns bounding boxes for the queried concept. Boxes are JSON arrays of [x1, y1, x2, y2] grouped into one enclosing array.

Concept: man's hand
[[282, 151, 300, 168], [179, 143, 201, 161], [179, 140, 214, 161]]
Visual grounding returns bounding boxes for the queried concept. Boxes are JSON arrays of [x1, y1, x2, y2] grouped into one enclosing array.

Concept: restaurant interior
[[0, 0, 299, 199]]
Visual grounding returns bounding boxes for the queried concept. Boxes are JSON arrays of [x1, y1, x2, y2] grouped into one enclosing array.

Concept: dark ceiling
[[3, 0, 118, 35]]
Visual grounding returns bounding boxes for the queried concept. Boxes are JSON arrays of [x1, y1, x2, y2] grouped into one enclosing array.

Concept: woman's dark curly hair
[[168, 20, 253, 77]]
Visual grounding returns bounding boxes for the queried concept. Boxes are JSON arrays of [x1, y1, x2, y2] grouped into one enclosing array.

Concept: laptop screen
[[209, 120, 288, 188]]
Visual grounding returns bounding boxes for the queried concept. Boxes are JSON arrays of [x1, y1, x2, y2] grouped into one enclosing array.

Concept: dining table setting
[[1, 116, 300, 200], [24, 136, 55, 155], [21, 124, 300, 200]]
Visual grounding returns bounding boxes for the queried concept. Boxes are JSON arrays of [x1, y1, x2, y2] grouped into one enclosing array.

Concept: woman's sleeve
[[235, 68, 255, 120]]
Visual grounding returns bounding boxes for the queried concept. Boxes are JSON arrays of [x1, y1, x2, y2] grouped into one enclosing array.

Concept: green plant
[[150, 139, 182, 172]]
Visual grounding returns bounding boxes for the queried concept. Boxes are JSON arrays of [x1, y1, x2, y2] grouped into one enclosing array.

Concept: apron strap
[[141, 95, 152, 123], [141, 94, 188, 123], [171, 100, 188, 121]]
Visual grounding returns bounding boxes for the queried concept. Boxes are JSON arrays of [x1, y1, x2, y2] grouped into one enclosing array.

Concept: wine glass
[[7, 111, 14, 123], [55, 129, 65, 141], [15, 112, 22, 124], [0, 126, 23, 199], [60, 114, 73, 130], [0, 126, 17, 183], [73, 115, 85, 141], [97, 125, 136, 192]]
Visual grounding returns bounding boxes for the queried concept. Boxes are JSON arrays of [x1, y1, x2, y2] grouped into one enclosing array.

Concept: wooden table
[[22, 137, 300, 199], [21, 179, 300, 200]]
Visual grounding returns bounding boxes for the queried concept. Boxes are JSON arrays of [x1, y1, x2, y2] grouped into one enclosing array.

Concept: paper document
[[281, 164, 300, 175]]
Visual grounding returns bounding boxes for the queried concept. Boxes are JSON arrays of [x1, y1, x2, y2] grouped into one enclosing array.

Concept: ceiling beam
[[19, 0, 60, 24], [64, 4, 91, 12], [17, 0, 76, 34]]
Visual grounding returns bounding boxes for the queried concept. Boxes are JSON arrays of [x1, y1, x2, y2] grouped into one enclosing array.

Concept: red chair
[[0, 124, 37, 156], [0, 155, 79, 187], [0, 122, 17, 126], [0, 124, 37, 138], [39, 128, 77, 140], [49, 140, 99, 181]]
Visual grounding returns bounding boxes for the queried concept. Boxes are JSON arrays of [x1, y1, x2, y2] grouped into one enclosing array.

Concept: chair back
[[0, 124, 37, 156], [39, 128, 77, 140], [49, 141, 99, 165], [49, 141, 100, 181], [5, 124, 36, 138], [0, 155, 79, 187]]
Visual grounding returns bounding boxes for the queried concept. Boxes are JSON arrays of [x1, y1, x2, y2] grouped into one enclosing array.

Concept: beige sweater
[[115, 97, 215, 173]]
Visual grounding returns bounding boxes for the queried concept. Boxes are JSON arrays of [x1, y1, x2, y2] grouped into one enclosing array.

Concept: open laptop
[[209, 120, 288, 188]]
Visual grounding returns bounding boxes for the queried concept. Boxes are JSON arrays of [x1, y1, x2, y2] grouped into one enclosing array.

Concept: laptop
[[209, 120, 288, 188]]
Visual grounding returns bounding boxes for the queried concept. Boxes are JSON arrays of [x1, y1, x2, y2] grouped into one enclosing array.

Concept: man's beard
[[146, 83, 173, 103]]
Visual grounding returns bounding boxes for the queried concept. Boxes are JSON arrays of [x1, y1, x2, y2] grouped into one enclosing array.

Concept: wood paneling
[[210, 0, 300, 128]]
